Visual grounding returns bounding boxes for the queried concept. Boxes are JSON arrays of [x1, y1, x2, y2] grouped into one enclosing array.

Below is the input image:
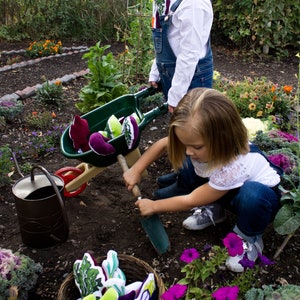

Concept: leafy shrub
[[213, 0, 299, 56], [26, 40, 62, 58], [35, 80, 64, 107], [77, 42, 129, 113]]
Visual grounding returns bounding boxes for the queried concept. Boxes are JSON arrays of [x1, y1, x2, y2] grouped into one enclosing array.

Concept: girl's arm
[[123, 137, 168, 190], [135, 182, 228, 216]]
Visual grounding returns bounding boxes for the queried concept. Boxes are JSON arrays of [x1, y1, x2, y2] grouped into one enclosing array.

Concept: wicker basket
[[57, 254, 165, 300]]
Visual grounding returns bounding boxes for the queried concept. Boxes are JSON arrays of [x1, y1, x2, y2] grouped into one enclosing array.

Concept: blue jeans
[[158, 157, 281, 238]]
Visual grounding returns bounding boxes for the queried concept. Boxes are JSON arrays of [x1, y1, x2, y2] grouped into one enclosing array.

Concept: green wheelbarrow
[[58, 86, 167, 197], [57, 87, 170, 254]]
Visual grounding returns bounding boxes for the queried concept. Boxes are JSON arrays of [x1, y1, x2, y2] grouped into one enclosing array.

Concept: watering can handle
[[30, 165, 69, 229]]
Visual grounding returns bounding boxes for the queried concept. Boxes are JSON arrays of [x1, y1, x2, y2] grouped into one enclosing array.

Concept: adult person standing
[[149, 0, 216, 224], [149, 0, 214, 113]]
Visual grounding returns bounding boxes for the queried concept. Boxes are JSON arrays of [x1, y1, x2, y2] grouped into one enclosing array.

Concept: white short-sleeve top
[[191, 152, 281, 191]]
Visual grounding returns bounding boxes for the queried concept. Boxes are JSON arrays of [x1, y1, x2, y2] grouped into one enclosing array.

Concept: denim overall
[[152, 0, 214, 100]]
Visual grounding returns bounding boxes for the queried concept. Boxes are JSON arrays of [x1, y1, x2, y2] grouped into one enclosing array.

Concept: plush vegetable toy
[[73, 250, 156, 300], [69, 115, 90, 153], [89, 114, 139, 156], [69, 114, 140, 156]]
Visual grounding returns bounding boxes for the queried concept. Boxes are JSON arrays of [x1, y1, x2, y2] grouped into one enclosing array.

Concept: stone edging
[[0, 69, 89, 102], [0, 46, 90, 102], [0, 46, 88, 73]]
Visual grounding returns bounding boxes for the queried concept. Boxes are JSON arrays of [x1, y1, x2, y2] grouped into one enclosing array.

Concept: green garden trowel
[[117, 154, 170, 255]]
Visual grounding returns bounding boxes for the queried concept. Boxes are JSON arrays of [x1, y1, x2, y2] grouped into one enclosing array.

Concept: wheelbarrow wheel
[[55, 167, 87, 198]]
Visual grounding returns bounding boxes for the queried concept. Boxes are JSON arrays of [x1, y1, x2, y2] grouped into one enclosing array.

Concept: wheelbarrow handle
[[117, 154, 141, 199]]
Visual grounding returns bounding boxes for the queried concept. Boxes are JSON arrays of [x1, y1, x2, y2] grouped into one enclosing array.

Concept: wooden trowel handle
[[117, 154, 142, 199]]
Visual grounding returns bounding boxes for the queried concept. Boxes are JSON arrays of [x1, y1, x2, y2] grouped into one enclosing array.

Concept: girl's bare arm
[[135, 183, 228, 216]]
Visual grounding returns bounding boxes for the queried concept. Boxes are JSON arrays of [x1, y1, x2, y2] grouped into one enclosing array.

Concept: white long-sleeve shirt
[[149, 0, 213, 107]]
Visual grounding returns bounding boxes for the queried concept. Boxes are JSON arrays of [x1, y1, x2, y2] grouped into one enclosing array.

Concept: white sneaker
[[225, 237, 264, 273], [182, 204, 226, 231]]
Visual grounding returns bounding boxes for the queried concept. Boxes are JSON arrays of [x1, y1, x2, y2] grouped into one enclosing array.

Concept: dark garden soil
[[0, 40, 299, 299]]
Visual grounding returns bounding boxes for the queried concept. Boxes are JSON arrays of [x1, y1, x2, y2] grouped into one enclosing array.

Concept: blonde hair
[[168, 88, 249, 170]]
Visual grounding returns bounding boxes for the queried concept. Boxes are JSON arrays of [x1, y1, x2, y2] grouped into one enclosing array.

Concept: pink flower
[[180, 248, 200, 263], [212, 286, 239, 300], [161, 284, 187, 300], [223, 233, 244, 257]]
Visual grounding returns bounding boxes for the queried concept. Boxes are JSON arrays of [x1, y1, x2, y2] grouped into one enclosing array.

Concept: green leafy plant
[[35, 80, 64, 107], [115, 0, 154, 85], [0, 98, 23, 123], [161, 233, 274, 300], [213, 0, 299, 56], [77, 42, 129, 113], [0, 248, 43, 300], [26, 40, 62, 58], [0, 145, 14, 186]]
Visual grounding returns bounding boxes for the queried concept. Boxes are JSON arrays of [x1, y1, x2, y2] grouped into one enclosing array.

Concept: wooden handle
[[117, 154, 142, 199]]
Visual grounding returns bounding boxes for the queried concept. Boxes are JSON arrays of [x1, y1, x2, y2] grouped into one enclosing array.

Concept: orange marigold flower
[[52, 112, 57, 118], [32, 111, 38, 116], [283, 85, 292, 94], [248, 103, 256, 110], [271, 85, 276, 93], [54, 80, 61, 85]]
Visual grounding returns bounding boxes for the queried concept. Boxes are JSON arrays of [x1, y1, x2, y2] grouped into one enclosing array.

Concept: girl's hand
[[135, 198, 155, 216], [123, 167, 141, 191]]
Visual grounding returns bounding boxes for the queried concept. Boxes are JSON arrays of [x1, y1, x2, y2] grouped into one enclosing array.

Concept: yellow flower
[[248, 103, 256, 110], [256, 111, 263, 117]]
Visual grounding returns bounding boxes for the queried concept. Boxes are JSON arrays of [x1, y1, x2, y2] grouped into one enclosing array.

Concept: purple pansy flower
[[258, 253, 275, 266], [161, 284, 187, 300], [238, 255, 255, 270], [212, 286, 239, 300], [223, 233, 244, 257], [180, 248, 200, 263]]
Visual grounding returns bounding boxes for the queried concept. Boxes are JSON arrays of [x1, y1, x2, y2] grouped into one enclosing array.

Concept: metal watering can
[[12, 164, 69, 248]]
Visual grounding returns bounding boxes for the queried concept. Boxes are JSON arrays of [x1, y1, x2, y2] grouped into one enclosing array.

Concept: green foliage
[[245, 284, 300, 300], [24, 111, 55, 129], [116, 1, 154, 84], [0, 145, 14, 186], [77, 42, 129, 113], [35, 80, 64, 107], [212, 0, 299, 56], [28, 125, 65, 157], [0, 98, 23, 123], [25, 40, 62, 58], [0, 0, 126, 41]]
